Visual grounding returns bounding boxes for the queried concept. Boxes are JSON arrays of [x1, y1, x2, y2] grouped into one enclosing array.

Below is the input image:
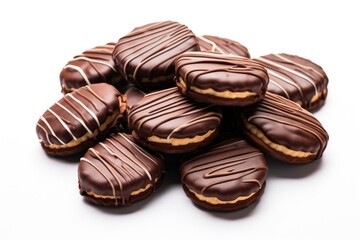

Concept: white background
[[1, 0, 359, 239]]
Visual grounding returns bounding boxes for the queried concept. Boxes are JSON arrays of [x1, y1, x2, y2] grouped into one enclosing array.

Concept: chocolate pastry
[[112, 21, 199, 90], [240, 92, 329, 164], [78, 133, 165, 207], [60, 43, 124, 94], [197, 35, 250, 57], [253, 53, 328, 112], [128, 87, 222, 154], [175, 52, 269, 106], [180, 137, 268, 212], [36, 83, 126, 156]]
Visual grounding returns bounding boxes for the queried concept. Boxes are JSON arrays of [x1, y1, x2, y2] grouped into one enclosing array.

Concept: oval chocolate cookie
[[180, 137, 268, 212], [197, 35, 250, 57], [253, 53, 328, 112], [60, 43, 124, 94], [36, 83, 125, 156], [128, 87, 222, 154], [112, 21, 199, 90], [78, 133, 165, 207], [240, 92, 329, 164], [175, 52, 269, 106]]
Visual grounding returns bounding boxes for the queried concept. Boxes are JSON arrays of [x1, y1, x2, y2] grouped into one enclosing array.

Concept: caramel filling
[[84, 179, 158, 200], [189, 189, 255, 205], [311, 88, 327, 103], [148, 129, 215, 146], [178, 77, 257, 99], [244, 121, 314, 158], [45, 112, 120, 149]]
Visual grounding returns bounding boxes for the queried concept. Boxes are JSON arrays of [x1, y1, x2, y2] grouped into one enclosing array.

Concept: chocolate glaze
[[253, 53, 328, 112], [240, 92, 329, 164], [175, 52, 269, 106], [112, 21, 200, 89], [124, 87, 145, 112], [180, 137, 267, 211], [36, 83, 124, 156], [197, 35, 250, 58], [128, 87, 222, 154], [60, 43, 124, 93], [78, 133, 165, 206]]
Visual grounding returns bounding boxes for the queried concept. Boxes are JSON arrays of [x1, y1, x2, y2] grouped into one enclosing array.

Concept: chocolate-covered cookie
[[180, 137, 268, 212], [36, 83, 125, 156], [78, 133, 165, 207], [112, 21, 199, 90], [240, 92, 329, 164], [175, 52, 269, 106], [197, 35, 250, 57], [128, 87, 222, 154], [253, 53, 328, 112], [60, 43, 124, 94]]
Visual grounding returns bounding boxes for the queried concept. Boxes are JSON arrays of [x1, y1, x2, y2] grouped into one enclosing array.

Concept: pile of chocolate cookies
[[36, 21, 329, 212]]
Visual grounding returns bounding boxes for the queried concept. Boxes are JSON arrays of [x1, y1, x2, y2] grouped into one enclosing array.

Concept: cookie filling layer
[[147, 129, 215, 146], [84, 179, 159, 200], [189, 188, 255, 205], [178, 77, 257, 99], [244, 120, 314, 158]]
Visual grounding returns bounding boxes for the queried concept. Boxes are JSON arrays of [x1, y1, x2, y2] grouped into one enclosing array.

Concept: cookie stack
[[36, 21, 329, 212]]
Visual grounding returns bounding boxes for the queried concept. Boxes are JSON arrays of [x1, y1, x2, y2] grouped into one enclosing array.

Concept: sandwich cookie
[[36, 83, 126, 156], [128, 87, 222, 154], [180, 137, 268, 211], [253, 53, 328, 112], [240, 92, 329, 164], [78, 133, 165, 206], [113, 21, 199, 90], [60, 43, 124, 94], [175, 52, 269, 106]]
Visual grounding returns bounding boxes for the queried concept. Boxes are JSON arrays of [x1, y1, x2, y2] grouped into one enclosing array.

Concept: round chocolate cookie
[[240, 92, 329, 164], [128, 87, 222, 154], [112, 21, 199, 90], [60, 43, 124, 94], [253, 53, 329, 112], [197, 35, 250, 57], [175, 52, 269, 106], [180, 137, 268, 212], [78, 133, 165, 207], [36, 83, 126, 156]]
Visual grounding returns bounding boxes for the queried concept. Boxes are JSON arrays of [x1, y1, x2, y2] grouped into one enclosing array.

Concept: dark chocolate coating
[[253, 53, 328, 112], [36, 83, 124, 156], [240, 92, 329, 164], [197, 35, 250, 58], [180, 137, 268, 211], [124, 87, 145, 112], [128, 87, 222, 154], [112, 21, 200, 90], [60, 43, 124, 94], [78, 133, 165, 207], [175, 52, 269, 106]]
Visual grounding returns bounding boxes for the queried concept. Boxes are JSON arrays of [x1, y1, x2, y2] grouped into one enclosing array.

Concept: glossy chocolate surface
[[253, 53, 328, 111], [113, 21, 199, 89], [240, 92, 329, 163], [36, 83, 123, 155], [78, 133, 165, 206], [197, 35, 250, 57], [60, 43, 122, 93], [180, 137, 267, 209], [175, 52, 269, 105]]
